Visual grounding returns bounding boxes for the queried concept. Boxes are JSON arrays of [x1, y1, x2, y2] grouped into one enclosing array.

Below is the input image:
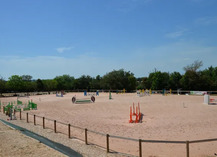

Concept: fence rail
[[1, 110, 217, 157]]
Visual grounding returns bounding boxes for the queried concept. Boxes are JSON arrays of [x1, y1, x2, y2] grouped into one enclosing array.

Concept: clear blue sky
[[1, 0, 217, 80]]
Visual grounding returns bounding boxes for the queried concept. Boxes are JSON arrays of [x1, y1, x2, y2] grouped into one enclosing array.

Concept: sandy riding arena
[[1, 92, 217, 157]]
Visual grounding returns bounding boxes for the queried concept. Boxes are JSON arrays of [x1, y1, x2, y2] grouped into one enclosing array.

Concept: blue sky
[[0, 0, 217, 80]]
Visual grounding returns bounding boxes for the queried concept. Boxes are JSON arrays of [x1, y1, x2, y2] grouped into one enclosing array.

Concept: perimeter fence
[[1, 108, 217, 157]]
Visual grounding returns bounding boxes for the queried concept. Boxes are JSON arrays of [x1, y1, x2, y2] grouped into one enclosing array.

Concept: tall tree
[[43, 79, 58, 91], [101, 69, 137, 91], [90, 75, 101, 89], [0, 76, 6, 94], [7, 75, 24, 92], [36, 79, 44, 91], [21, 75, 33, 92], [181, 60, 203, 90], [169, 72, 182, 89], [77, 75, 92, 90], [54, 75, 75, 90], [147, 71, 169, 90]]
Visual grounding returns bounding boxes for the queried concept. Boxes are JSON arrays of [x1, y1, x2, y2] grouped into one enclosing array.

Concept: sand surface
[[0, 120, 67, 157], [1, 92, 217, 157]]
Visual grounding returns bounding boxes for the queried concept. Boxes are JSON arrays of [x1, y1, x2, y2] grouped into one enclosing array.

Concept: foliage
[[7, 75, 24, 92], [54, 75, 74, 90], [147, 71, 169, 90], [168, 72, 182, 89], [0, 76, 6, 94], [100, 69, 137, 91], [1, 61, 217, 93]]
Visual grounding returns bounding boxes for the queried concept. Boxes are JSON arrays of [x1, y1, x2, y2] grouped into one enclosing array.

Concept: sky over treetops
[[0, 0, 217, 79]]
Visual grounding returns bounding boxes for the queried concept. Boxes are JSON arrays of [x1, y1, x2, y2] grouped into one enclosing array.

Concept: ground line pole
[[85, 128, 88, 145], [26, 113, 28, 123], [34, 115, 36, 125], [43, 117, 45, 129], [186, 141, 190, 157], [106, 134, 109, 153], [68, 124, 71, 138], [139, 139, 142, 157], [54, 120, 57, 133]]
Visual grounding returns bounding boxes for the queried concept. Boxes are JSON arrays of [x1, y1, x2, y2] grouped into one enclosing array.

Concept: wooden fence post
[[139, 139, 142, 157], [85, 128, 88, 145], [186, 141, 190, 157], [68, 124, 71, 138], [54, 120, 57, 133], [106, 134, 110, 153], [34, 115, 36, 125], [26, 113, 28, 123], [43, 117, 45, 129]]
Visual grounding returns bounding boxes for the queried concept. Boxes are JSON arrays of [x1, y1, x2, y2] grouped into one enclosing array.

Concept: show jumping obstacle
[[109, 91, 112, 100], [204, 94, 217, 105], [137, 89, 150, 97], [129, 103, 142, 123], [84, 91, 99, 96], [72, 96, 95, 104], [56, 91, 64, 97]]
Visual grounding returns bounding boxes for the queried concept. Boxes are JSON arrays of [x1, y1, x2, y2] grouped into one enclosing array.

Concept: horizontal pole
[[141, 139, 186, 144], [55, 120, 68, 126], [87, 129, 106, 136], [190, 138, 217, 144], [110, 135, 139, 142]]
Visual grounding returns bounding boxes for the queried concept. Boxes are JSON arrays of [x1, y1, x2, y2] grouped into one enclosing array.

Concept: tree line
[[0, 61, 217, 93], [0, 69, 136, 93]]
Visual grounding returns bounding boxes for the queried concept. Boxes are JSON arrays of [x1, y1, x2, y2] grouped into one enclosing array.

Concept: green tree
[[90, 75, 101, 89], [101, 69, 136, 91], [21, 75, 33, 92], [168, 72, 182, 89], [200, 66, 217, 90], [43, 79, 57, 91], [181, 60, 203, 90], [0, 76, 6, 94], [54, 75, 75, 90], [127, 75, 137, 91], [136, 77, 144, 90], [180, 70, 200, 90], [147, 71, 169, 90], [7, 75, 24, 92], [36, 79, 44, 91], [76, 75, 92, 90]]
